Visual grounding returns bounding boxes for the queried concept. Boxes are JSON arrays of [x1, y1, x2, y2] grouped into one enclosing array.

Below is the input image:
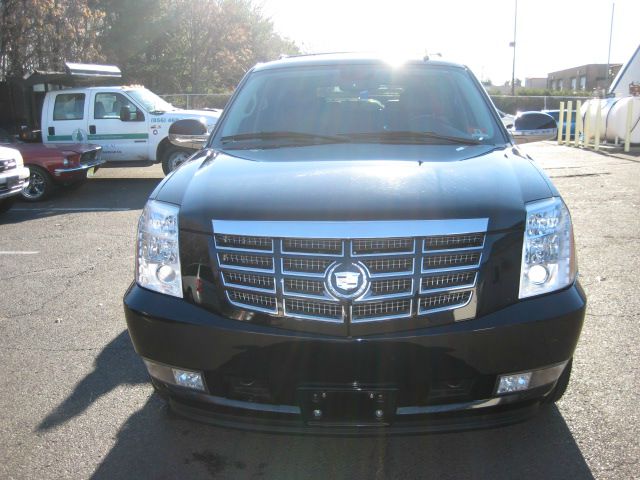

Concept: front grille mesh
[[353, 299, 411, 321], [213, 226, 485, 324], [224, 271, 275, 291], [285, 299, 342, 320]]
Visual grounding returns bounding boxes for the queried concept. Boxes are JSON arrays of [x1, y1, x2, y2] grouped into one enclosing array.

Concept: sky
[[261, 0, 639, 85]]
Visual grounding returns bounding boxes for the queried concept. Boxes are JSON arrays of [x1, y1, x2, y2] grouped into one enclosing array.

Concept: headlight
[[136, 200, 182, 297], [519, 197, 577, 299]]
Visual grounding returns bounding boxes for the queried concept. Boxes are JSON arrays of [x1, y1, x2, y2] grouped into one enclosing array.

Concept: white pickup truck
[[41, 85, 221, 174]]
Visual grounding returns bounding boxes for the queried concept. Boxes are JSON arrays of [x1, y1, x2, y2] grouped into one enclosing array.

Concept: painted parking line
[[12, 207, 133, 212], [0, 251, 40, 255]]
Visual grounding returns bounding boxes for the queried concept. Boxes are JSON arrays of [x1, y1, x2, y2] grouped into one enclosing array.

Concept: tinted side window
[[53, 93, 85, 121]]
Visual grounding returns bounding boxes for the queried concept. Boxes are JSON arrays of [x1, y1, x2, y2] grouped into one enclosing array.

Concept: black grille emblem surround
[[326, 262, 369, 300]]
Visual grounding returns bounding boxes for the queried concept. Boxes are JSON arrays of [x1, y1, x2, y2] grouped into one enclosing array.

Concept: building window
[[558, 80, 564, 91], [571, 77, 577, 90], [580, 76, 587, 90]]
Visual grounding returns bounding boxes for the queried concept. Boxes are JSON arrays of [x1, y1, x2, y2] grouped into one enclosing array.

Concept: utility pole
[[606, 2, 615, 89], [511, 0, 518, 96]]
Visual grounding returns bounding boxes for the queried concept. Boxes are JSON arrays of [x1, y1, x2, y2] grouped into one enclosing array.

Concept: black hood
[[156, 143, 553, 234]]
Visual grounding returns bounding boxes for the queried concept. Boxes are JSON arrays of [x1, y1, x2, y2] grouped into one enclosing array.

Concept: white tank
[[581, 97, 640, 144]]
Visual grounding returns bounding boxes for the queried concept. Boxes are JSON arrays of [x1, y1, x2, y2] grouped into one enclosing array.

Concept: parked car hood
[[157, 144, 554, 234]]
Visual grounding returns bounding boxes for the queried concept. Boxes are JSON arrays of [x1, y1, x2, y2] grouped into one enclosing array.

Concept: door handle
[[89, 125, 96, 134], [48, 126, 55, 136]]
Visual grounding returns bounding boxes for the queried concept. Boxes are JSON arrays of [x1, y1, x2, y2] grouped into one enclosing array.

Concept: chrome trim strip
[[421, 254, 482, 274], [350, 301, 413, 323], [217, 254, 275, 274], [222, 275, 276, 294], [422, 235, 486, 253], [206, 395, 301, 415], [53, 158, 105, 174], [225, 291, 278, 315], [419, 272, 478, 295], [283, 304, 345, 323], [212, 219, 489, 239], [418, 291, 474, 315], [214, 235, 274, 254], [396, 397, 503, 415]]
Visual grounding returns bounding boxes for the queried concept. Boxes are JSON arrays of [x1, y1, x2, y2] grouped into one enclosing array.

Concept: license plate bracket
[[298, 386, 397, 426]]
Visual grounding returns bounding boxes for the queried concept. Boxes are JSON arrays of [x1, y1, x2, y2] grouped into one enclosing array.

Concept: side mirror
[[168, 118, 209, 149], [511, 112, 557, 144], [119, 106, 131, 122]]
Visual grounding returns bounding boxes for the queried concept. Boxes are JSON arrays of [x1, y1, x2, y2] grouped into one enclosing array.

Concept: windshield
[[127, 88, 175, 113], [213, 63, 504, 149]]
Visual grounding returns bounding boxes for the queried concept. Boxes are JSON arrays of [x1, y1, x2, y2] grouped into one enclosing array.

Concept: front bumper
[[0, 166, 30, 199], [53, 157, 105, 178], [124, 282, 586, 434]]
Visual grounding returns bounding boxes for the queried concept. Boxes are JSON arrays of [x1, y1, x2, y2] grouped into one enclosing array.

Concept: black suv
[[124, 53, 585, 433]]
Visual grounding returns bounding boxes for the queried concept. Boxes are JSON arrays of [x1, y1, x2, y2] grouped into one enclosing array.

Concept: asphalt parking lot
[[0, 142, 638, 479]]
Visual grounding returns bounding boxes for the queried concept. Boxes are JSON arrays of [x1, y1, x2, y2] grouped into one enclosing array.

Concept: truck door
[[89, 91, 149, 162], [45, 92, 89, 144]]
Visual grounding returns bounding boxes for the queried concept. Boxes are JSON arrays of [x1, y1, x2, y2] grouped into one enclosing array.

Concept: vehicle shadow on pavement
[[57, 335, 593, 480], [37, 331, 148, 431], [1, 178, 161, 225], [88, 398, 595, 480]]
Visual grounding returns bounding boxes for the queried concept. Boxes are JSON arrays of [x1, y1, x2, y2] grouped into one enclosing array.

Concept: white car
[[0, 146, 30, 213]]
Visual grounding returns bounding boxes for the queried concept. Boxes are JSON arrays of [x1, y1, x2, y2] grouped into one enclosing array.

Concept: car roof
[[252, 52, 468, 72]]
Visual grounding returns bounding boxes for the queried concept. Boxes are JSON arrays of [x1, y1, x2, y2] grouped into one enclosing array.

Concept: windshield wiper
[[343, 131, 482, 145], [220, 131, 349, 145]]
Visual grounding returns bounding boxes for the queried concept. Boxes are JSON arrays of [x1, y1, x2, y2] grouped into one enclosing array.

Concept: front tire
[[21, 165, 55, 202], [161, 146, 193, 175]]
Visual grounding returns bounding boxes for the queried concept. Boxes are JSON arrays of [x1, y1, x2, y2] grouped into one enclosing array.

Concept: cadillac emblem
[[326, 262, 369, 299]]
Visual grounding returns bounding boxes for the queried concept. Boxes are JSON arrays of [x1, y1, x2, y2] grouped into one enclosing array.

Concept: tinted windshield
[[127, 88, 175, 113], [213, 63, 504, 148]]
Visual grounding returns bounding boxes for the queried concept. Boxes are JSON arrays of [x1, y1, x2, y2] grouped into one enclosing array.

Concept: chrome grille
[[283, 238, 342, 255], [352, 238, 414, 255], [423, 252, 481, 271], [227, 290, 277, 313], [283, 257, 333, 275], [424, 233, 484, 251], [212, 219, 486, 325], [285, 299, 343, 321], [362, 257, 414, 275], [216, 234, 273, 251], [284, 278, 325, 296], [352, 299, 412, 321], [219, 253, 273, 271], [421, 272, 476, 292], [223, 272, 275, 291], [419, 291, 472, 313], [371, 278, 413, 296], [0, 158, 17, 173]]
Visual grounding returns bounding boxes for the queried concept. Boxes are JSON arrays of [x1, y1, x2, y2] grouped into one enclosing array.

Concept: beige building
[[547, 64, 622, 92]]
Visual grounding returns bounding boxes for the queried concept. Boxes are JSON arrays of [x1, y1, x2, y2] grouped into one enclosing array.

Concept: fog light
[[172, 369, 205, 391], [495, 361, 569, 396], [143, 358, 207, 392], [497, 372, 532, 394]]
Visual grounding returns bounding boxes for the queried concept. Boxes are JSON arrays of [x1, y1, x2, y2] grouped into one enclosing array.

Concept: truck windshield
[[214, 63, 504, 149], [127, 88, 175, 113]]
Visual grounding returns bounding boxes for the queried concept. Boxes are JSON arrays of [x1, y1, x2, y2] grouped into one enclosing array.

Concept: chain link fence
[[490, 95, 592, 114], [160, 93, 594, 116], [160, 93, 232, 110]]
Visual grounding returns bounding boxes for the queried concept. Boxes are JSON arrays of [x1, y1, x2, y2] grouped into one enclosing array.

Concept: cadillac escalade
[[123, 53, 585, 433]]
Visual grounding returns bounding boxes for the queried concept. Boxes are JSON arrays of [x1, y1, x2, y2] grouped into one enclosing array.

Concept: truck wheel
[[21, 165, 55, 202], [545, 358, 573, 404], [161, 146, 192, 175], [0, 196, 17, 214]]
